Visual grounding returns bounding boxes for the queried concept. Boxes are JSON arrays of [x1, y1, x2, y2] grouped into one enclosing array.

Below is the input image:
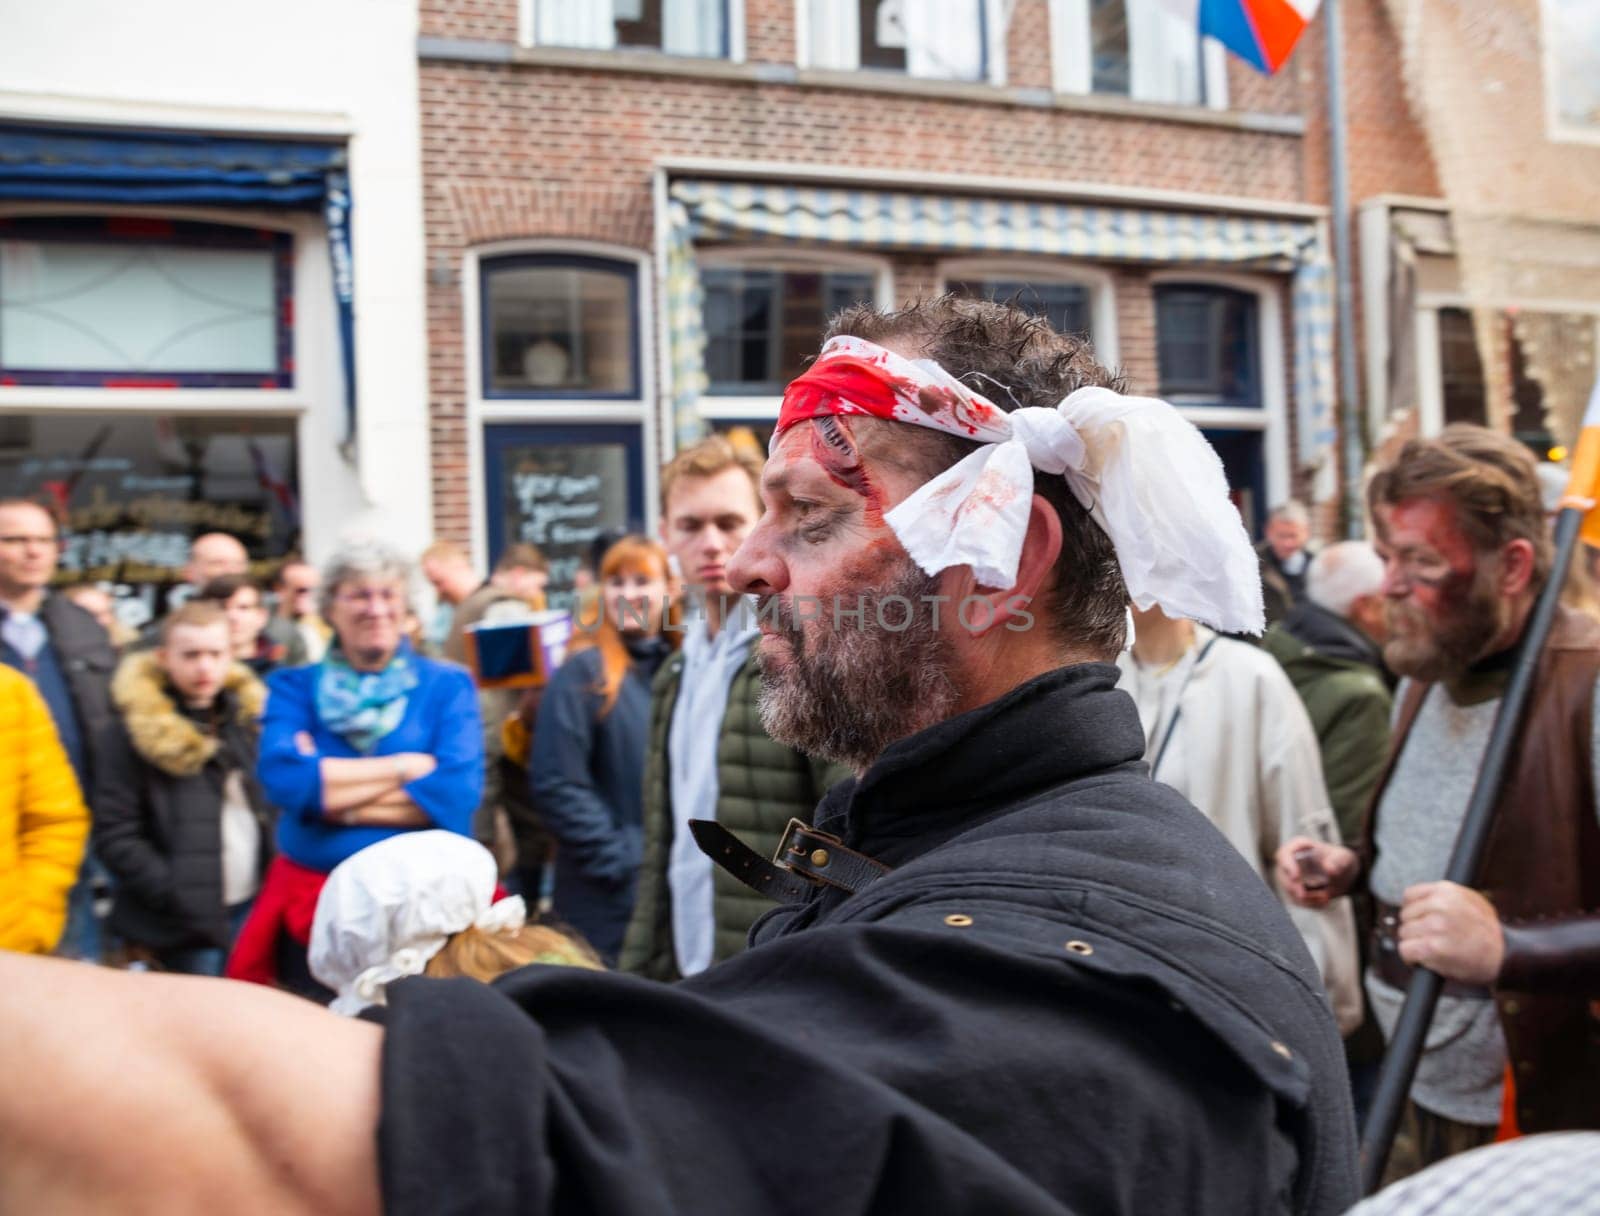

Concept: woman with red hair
[[529, 536, 672, 964]]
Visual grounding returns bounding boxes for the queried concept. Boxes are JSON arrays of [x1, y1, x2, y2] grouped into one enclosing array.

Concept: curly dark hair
[[825, 294, 1130, 658]]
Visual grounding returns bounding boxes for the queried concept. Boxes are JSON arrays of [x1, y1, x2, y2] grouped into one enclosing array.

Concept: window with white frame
[[1544, 0, 1600, 140], [529, 0, 728, 58], [1050, 0, 1225, 108], [941, 262, 1116, 360], [1155, 284, 1259, 407], [480, 254, 640, 398], [702, 263, 877, 395], [804, 0, 998, 84], [947, 275, 1093, 339]]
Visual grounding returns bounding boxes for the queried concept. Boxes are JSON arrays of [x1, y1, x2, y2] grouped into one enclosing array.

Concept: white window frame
[[1048, 0, 1227, 110], [1541, 0, 1600, 146], [464, 239, 658, 570], [936, 258, 1119, 366], [520, 0, 748, 62], [1149, 269, 1288, 509], [795, 0, 1009, 87], [693, 245, 893, 420]]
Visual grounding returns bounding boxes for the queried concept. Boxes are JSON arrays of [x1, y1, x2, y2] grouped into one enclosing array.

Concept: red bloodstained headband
[[774, 336, 1011, 445]]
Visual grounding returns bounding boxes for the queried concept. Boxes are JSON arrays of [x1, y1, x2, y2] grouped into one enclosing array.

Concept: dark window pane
[[0, 413, 299, 629], [1155, 285, 1260, 407], [484, 257, 636, 397], [947, 278, 1093, 339], [1508, 321, 1548, 446], [860, 0, 909, 70], [1091, 0, 1131, 95], [1437, 307, 1487, 427], [703, 266, 875, 394]]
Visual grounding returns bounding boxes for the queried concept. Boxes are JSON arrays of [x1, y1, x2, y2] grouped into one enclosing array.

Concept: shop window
[[0, 216, 292, 389], [531, 0, 728, 57], [1437, 307, 1487, 428], [1545, 0, 1600, 140], [1052, 0, 1220, 108], [1155, 284, 1260, 407], [481, 255, 639, 399], [947, 276, 1095, 341], [0, 412, 299, 629], [806, 0, 990, 83], [702, 265, 876, 395], [483, 423, 645, 611]]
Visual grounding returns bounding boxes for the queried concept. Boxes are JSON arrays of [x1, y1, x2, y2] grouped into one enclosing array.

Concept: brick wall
[[420, 0, 1319, 543]]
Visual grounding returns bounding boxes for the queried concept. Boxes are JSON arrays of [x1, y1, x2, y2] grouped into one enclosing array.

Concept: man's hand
[[1398, 881, 1504, 985], [1274, 837, 1359, 908]]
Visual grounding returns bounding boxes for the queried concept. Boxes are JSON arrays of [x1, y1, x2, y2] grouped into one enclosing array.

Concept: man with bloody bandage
[[0, 298, 1357, 1215]]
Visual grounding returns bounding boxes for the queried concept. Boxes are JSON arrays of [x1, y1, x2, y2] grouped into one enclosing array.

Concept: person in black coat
[[530, 537, 671, 964], [0, 301, 1356, 1216], [95, 602, 274, 975]]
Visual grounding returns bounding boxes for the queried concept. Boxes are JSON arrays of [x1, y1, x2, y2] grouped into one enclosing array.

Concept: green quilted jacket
[[618, 647, 848, 980]]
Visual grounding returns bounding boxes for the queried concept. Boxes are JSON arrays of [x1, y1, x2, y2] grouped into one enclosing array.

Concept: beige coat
[[1117, 627, 1363, 1035]]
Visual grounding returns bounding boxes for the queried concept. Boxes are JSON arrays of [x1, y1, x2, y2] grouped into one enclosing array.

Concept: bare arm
[[306, 733, 436, 814], [0, 954, 382, 1216], [339, 790, 433, 828]]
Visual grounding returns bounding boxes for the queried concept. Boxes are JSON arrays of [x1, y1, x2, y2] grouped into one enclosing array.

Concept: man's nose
[[1381, 560, 1408, 597], [727, 522, 783, 596]]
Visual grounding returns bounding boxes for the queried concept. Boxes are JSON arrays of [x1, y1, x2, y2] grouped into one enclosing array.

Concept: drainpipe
[[1325, 0, 1365, 537]]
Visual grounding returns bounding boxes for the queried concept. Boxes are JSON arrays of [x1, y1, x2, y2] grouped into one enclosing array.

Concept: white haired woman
[[226, 540, 484, 999]]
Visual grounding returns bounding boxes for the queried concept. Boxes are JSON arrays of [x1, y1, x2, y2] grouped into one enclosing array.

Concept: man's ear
[[1499, 537, 1537, 599], [963, 494, 1063, 639]]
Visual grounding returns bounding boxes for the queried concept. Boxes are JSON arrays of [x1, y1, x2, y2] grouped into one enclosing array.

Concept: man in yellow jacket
[[0, 663, 89, 954]]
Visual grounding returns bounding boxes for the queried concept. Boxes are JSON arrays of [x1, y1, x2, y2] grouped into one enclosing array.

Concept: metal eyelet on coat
[[1064, 940, 1093, 956], [944, 913, 973, 927]]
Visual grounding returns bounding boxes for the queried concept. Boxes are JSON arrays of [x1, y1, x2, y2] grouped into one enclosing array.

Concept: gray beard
[[754, 562, 961, 772]]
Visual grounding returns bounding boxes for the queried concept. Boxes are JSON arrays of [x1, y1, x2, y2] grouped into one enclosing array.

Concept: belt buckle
[[774, 817, 841, 873]]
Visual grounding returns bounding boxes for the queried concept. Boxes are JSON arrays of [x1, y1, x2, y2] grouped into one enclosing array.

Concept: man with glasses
[[0, 499, 117, 960]]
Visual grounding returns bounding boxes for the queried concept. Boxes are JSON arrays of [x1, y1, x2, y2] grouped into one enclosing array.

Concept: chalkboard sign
[[483, 424, 644, 612], [0, 412, 300, 629]]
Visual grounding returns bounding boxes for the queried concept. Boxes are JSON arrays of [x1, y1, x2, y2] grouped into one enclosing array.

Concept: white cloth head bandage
[[309, 830, 527, 1015], [779, 336, 1265, 636]]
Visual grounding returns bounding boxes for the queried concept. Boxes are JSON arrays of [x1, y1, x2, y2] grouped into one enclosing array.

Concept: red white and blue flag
[[1164, 0, 1323, 75]]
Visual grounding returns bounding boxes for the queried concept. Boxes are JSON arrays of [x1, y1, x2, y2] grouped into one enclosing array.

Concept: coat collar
[[110, 650, 265, 777], [814, 662, 1147, 865]]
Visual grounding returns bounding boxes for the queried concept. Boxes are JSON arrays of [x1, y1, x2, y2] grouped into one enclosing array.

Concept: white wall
[[0, 0, 431, 564]]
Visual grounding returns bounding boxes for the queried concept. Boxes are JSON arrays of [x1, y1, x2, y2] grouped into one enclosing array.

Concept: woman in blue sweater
[[531, 536, 671, 965], [235, 541, 483, 997]]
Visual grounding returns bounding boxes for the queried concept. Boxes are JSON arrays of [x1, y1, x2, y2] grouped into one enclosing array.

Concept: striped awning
[[665, 179, 1336, 467]]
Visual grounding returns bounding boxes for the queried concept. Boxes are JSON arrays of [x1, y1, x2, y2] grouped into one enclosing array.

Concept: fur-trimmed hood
[[110, 651, 266, 777]]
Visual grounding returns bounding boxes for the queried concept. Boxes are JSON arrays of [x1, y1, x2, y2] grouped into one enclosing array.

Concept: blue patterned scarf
[[316, 640, 420, 754]]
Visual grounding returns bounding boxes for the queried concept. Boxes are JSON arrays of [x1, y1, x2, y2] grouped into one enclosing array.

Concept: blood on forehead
[[1377, 498, 1479, 571], [809, 417, 886, 525]]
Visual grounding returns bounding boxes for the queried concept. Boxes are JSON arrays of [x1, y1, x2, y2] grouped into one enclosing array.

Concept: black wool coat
[[378, 663, 1359, 1215]]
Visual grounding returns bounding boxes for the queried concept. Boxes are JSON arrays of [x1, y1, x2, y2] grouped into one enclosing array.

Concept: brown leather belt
[[1371, 900, 1494, 1000], [690, 817, 892, 904]]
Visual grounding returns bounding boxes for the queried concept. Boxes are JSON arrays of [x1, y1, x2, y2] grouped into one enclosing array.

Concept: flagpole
[[1324, 0, 1364, 537], [1359, 380, 1600, 1192]]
